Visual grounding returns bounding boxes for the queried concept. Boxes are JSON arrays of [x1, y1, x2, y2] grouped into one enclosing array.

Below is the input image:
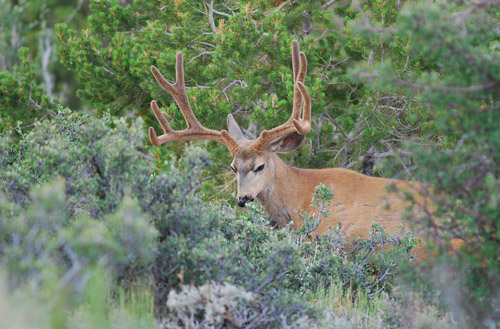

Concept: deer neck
[[255, 154, 308, 228]]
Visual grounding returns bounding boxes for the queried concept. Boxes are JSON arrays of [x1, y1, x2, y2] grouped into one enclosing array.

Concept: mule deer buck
[[148, 40, 433, 258]]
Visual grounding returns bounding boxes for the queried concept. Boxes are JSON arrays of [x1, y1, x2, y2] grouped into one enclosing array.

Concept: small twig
[[40, 33, 55, 103], [254, 270, 289, 293], [320, 0, 337, 10], [212, 176, 236, 198], [221, 3, 236, 14], [103, 67, 115, 76], [65, 0, 84, 24], [206, 0, 217, 33], [217, 80, 244, 100], [212, 7, 232, 18], [121, 30, 146, 34], [198, 42, 216, 48], [265, 0, 289, 17], [187, 51, 215, 64]]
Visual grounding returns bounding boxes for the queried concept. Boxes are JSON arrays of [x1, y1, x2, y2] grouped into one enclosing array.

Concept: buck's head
[[148, 40, 311, 208], [226, 113, 309, 207]]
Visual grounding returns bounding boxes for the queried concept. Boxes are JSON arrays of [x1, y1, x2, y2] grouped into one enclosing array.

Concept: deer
[[147, 40, 449, 260]]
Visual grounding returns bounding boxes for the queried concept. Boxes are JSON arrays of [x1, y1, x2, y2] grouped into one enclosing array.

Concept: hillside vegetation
[[0, 0, 499, 328]]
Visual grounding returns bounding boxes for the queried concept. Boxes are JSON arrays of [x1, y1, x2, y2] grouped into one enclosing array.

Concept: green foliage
[[0, 112, 314, 322], [55, 0, 427, 189], [297, 183, 335, 243], [0, 48, 60, 134], [349, 1, 500, 327], [314, 282, 455, 329], [0, 109, 149, 216], [55, 1, 324, 119], [0, 111, 415, 327], [0, 177, 157, 291], [164, 282, 313, 328], [0, 0, 88, 112], [297, 222, 415, 295], [69, 269, 156, 329], [2, 0, 499, 328], [0, 268, 157, 329]]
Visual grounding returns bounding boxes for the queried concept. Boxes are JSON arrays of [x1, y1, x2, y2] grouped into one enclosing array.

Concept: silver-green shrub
[[0, 111, 414, 326]]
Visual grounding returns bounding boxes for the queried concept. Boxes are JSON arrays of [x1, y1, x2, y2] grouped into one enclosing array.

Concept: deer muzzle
[[237, 196, 253, 208]]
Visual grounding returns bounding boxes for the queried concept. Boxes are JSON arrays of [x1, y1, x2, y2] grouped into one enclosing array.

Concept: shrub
[[348, 1, 500, 327], [0, 111, 316, 319], [294, 185, 416, 295], [0, 48, 60, 135], [0, 110, 416, 326], [0, 178, 156, 291], [165, 282, 313, 329], [54, 0, 435, 193]]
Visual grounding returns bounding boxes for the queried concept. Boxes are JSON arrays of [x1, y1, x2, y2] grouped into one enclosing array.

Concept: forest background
[[0, 0, 499, 328]]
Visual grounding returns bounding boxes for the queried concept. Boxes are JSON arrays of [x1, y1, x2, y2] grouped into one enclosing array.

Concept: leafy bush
[[2, 0, 499, 328], [0, 111, 314, 318], [0, 268, 157, 329], [0, 177, 157, 291], [0, 110, 416, 326], [54, 0, 438, 195], [0, 48, 60, 135], [314, 284, 454, 329], [348, 1, 500, 327]]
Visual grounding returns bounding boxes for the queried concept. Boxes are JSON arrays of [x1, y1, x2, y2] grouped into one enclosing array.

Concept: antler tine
[[288, 40, 303, 123], [250, 41, 312, 153], [287, 45, 308, 124], [151, 52, 201, 129], [148, 52, 239, 154], [291, 40, 300, 83]]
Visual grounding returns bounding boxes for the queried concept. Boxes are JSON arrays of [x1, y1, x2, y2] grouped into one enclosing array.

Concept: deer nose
[[237, 196, 253, 207]]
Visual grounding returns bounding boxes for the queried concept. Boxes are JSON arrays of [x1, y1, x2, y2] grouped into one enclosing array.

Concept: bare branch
[[39, 33, 55, 103], [187, 51, 215, 64], [212, 7, 232, 18], [65, 0, 84, 25], [254, 270, 290, 293], [265, 0, 290, 17], [206, 0, 217, 33], [320, 0, 336, 10]]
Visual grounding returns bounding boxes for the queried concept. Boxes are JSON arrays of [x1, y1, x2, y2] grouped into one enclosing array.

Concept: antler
[[250, 40, 312, 153], [149, 52, 240, 155]]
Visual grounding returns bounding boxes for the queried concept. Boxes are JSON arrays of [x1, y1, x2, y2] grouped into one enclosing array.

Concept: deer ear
[[227, 114, 245, 141], [268, 132, 305, 154]]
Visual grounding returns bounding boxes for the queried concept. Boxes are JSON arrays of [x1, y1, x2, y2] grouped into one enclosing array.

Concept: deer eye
[[254, 164, 265, 172], [230, 165, 237, 172]]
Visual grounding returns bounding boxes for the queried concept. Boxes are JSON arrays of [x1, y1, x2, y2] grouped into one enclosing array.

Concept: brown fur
[[234, 150, 463, 261], [234, 149, 432, 259]]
